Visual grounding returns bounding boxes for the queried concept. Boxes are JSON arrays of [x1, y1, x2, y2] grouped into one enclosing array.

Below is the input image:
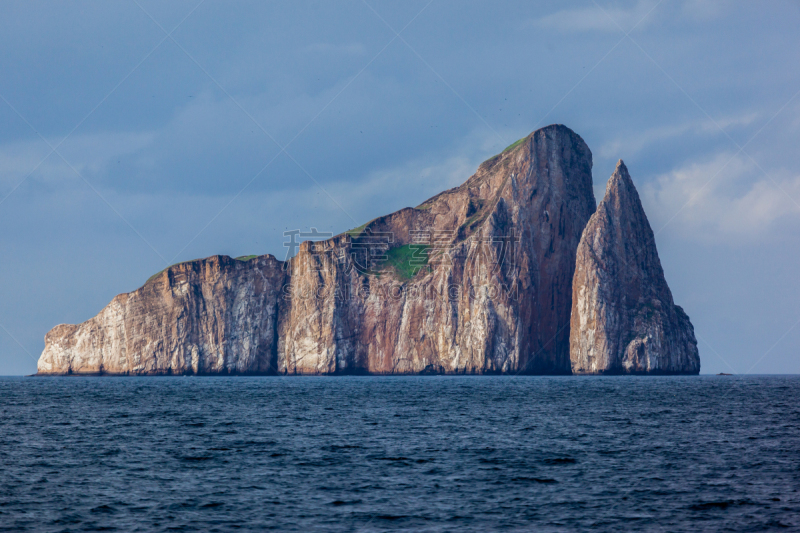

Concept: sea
[[0, 375, 798, 532]]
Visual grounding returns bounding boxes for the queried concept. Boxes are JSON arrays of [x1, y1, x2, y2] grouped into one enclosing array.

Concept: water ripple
[[0, 375, 798, 532]]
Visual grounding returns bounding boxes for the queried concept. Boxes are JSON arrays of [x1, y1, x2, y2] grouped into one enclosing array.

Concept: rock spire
[[569, 160, 700, 374]]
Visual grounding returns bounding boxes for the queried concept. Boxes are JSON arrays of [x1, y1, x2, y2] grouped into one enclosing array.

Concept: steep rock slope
[[37, 124, 597, 375], [37, 256, 286, 375], [280, 124, 596, 374], [569, 160, 700, 374]]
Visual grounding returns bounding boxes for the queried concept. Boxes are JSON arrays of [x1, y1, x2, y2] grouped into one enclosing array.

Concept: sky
[[1, 0, 799, 375]]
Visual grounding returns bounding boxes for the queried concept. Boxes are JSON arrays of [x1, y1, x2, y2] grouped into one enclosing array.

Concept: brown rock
[[569, 160, 700, 374], [278, 124, 596, 374], [37, 255, 286, 375], [37, 124, 598, 375]]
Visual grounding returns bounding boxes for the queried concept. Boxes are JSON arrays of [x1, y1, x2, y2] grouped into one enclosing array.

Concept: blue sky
[[1, 0, 799, 375]]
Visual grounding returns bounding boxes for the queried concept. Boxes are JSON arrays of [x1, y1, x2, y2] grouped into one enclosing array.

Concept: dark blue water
[[1, 376, 798, 532]]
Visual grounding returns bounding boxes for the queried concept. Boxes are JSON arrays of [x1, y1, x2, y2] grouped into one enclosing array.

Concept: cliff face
[[37, 124, 598, 375], [569, 160, 700, 375], [37, 255, 287, 375], [37, 127, 700, 376], [279, 124, 596, 375]]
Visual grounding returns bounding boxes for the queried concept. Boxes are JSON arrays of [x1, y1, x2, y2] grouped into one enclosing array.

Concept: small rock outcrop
[[569, 160, 700, 374]]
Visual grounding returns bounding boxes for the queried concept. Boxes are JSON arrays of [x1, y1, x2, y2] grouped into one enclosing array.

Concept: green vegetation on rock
[[382, 244, 428, 281], [345, 222, 369, 238], [480, 135, 528, 167], [460, 212, 483, 231], [503, 136, 526, 153], [235, 255, 258, 261]]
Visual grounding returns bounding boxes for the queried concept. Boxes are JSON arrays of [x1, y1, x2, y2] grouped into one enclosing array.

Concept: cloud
[[641, 152, 800, 242], [323, 127, 503, 221], [529, 0, 729, 34], [679, 0, 728, 21], [597, 112, 760, 158], [0, 131, 155, 195], [529, 0, 660, 33], [331, 153, 478, 216]]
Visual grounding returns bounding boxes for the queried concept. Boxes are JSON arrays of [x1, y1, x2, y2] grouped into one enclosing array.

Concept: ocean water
[[0, 376, 798, 532]]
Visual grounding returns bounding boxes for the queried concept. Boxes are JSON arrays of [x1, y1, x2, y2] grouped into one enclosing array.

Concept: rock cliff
[[278, 124, 596, 375], [36, 126, 699, 375], [37, 255, 287, 375], [569, 160, 700, 374]]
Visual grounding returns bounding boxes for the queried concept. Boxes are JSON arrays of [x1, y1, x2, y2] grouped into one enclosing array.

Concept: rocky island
[[36, 125, 700, 375]]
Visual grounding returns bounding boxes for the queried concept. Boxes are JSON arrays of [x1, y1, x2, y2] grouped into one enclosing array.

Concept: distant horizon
[[5, 373, 800, 378]]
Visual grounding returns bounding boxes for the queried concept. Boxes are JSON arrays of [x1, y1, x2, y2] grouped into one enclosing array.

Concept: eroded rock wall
[[37, 255, 286, 375], [38, 126, 699, 376], [277, 124, 595, 374], [569, 160, 700, 375]]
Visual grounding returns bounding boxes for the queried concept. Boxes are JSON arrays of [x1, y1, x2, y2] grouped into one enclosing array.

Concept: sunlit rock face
[[278, 124, 596, 375], [41, 125, 679, 376], [37, 255, 287, 375], [569, 160, 700, 375]]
